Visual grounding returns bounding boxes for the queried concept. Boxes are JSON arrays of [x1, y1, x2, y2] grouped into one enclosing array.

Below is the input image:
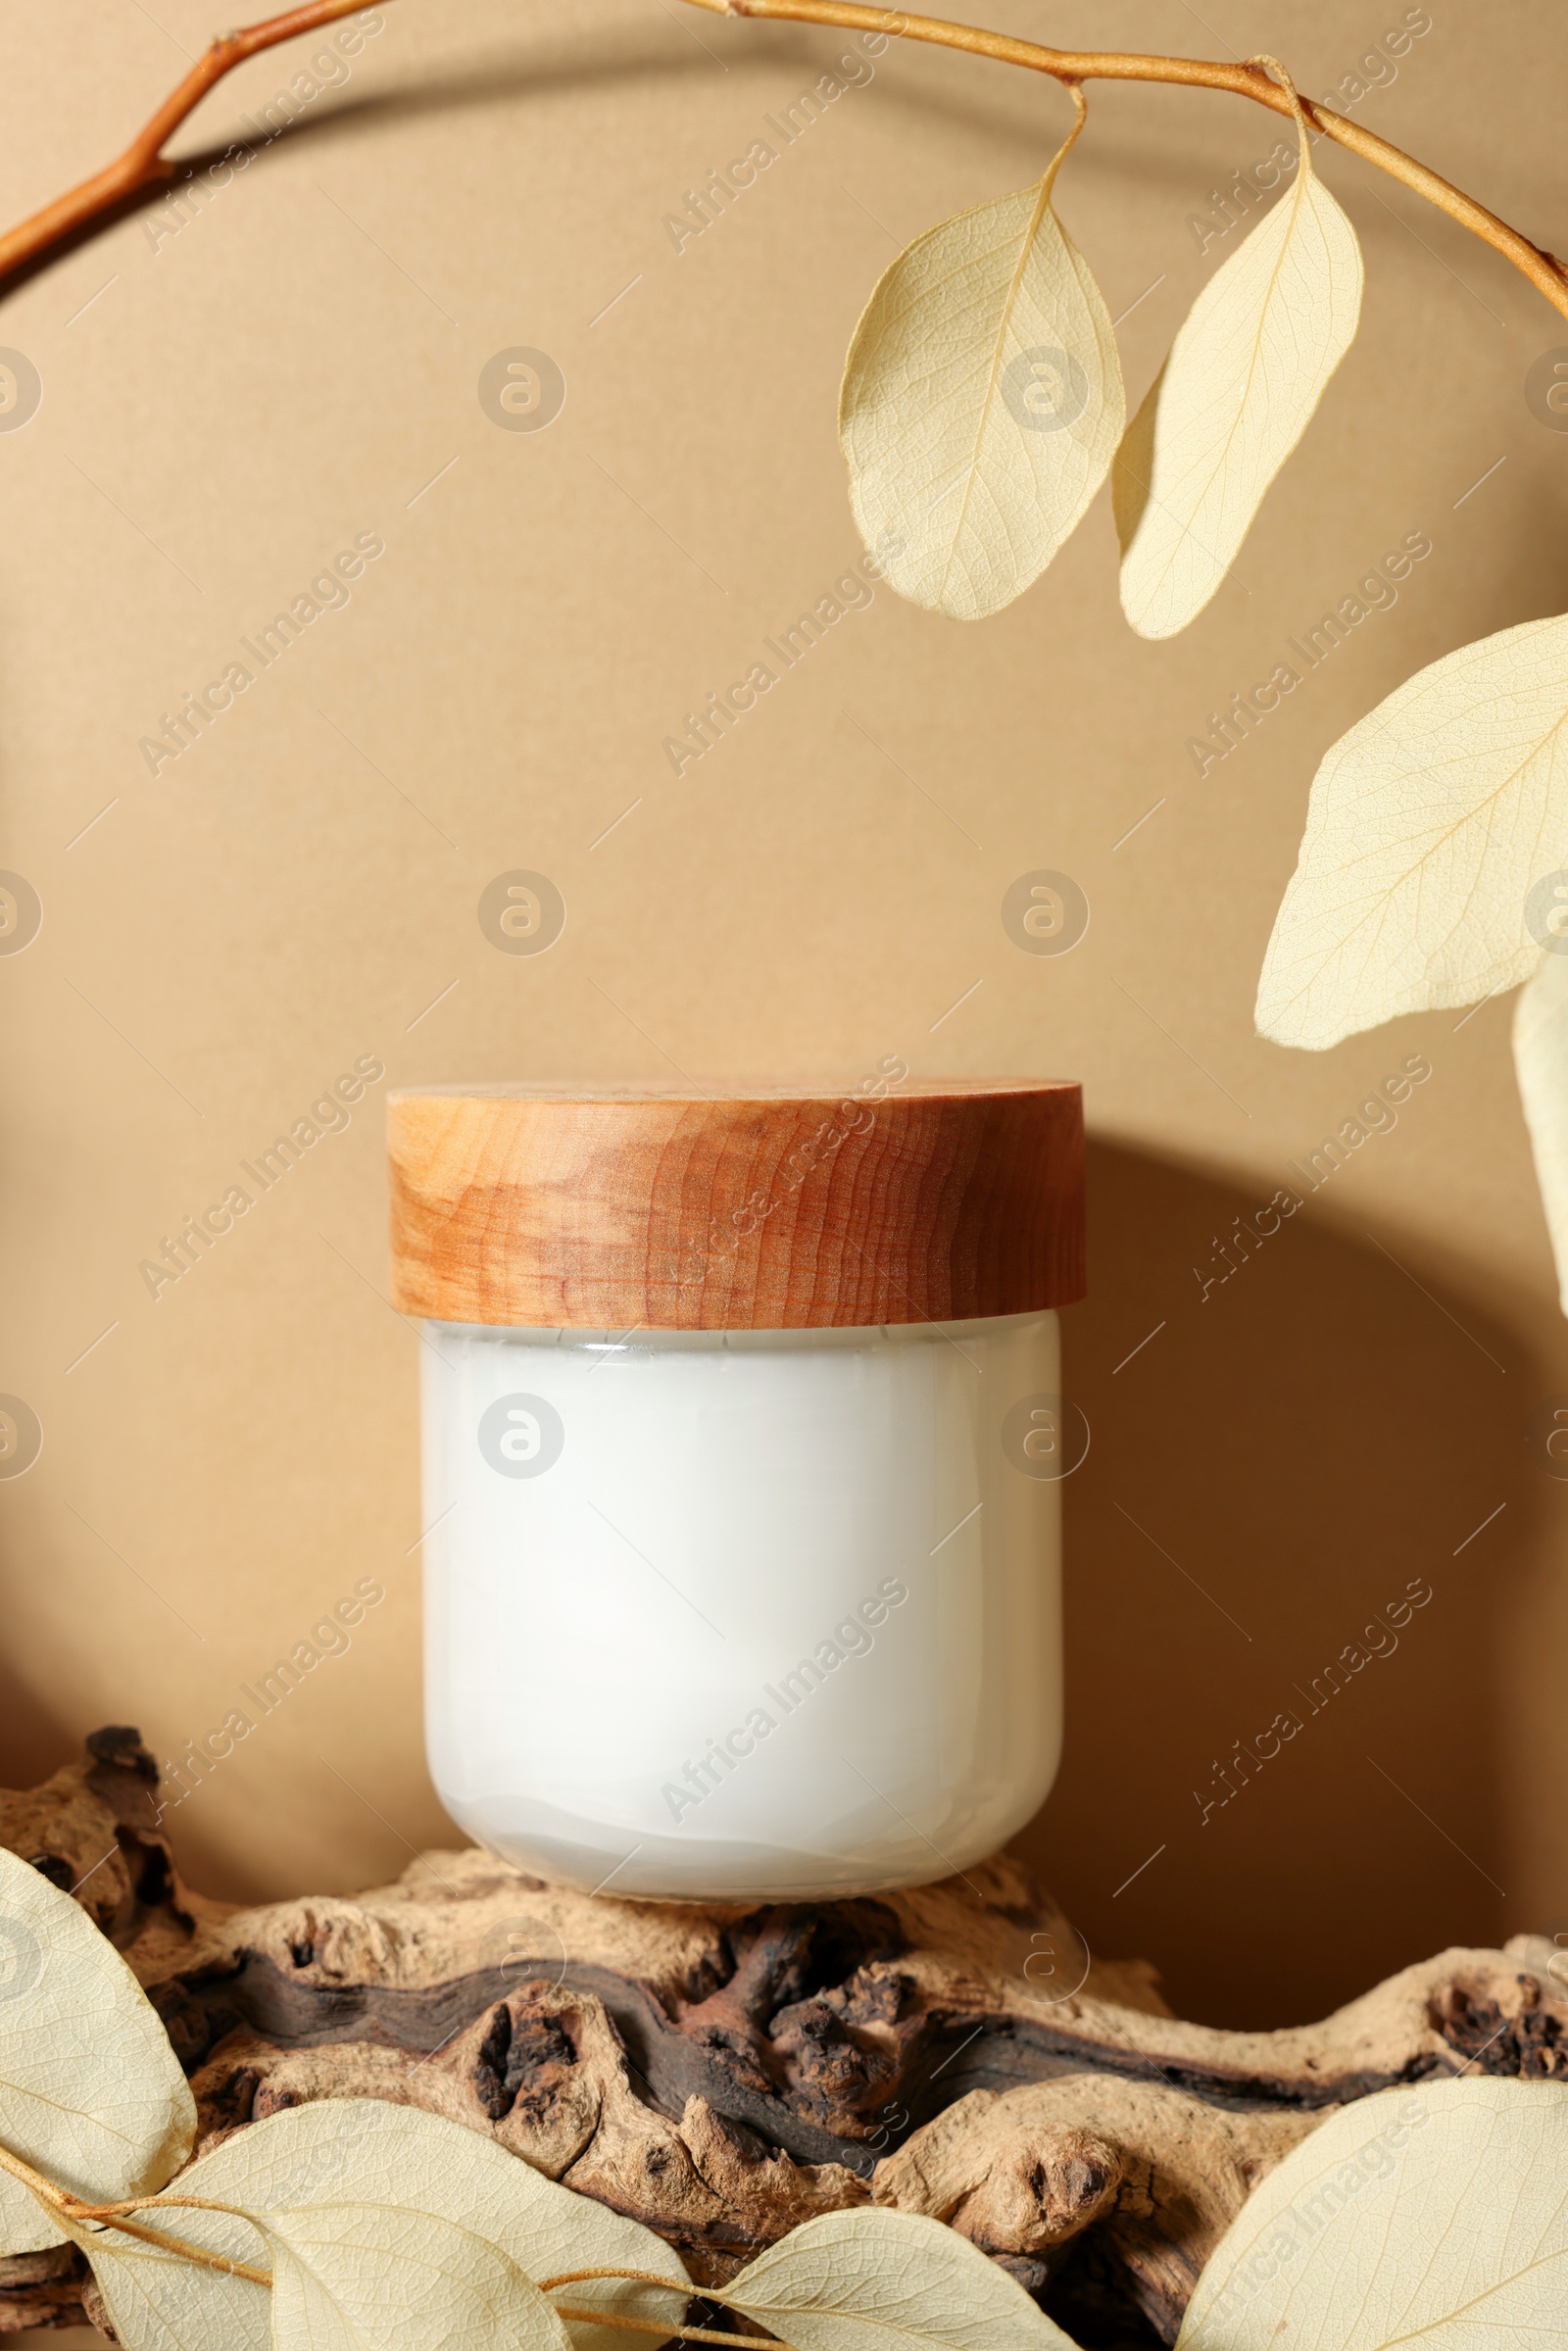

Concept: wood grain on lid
[[387, 1079, 1085, 1330]]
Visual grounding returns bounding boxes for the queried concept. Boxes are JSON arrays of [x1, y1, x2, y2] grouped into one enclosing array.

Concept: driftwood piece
[[2, 1734, 1564, 2345]]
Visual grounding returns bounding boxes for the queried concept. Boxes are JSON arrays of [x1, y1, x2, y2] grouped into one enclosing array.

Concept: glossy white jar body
[[421, 1310, 1064, 1899]]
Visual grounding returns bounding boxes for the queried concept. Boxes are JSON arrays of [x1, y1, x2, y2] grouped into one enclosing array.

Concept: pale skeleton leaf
[[77, 2099, 693, 2351], [1256, 611, 1568, 1048], [1178, 2076, 1568, 2349], [0, 1845, 194, 2256], [725, 2207, 1077, 2349], [1514, 951, 1568, 1313], [839, 107, 1124, 619], [1115, 72, 1362, 639]]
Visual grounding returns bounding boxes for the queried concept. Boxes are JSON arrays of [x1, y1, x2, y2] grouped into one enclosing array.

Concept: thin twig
[[0, 0, 1563, 321], [80, 2191, 265, 2222], [680, 0, 1568, 320], [0, 2143, 272, 2288], [63, 2207, 274, 2287], [541, 2266, 792, 2344], [540, 2268, 707, 2289], [0, 0, 371, 285]]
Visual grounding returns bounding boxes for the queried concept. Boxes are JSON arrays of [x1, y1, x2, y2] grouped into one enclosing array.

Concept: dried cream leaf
[[150, 2100, 690, 2351], [1178, 2077, 1568, 2348], [1115, 89, 1362, 639], [0, 1845, 195, 2257], [839, 119, 1124, 620], [266, 2205, 572, 2350], [725, 2207, 1076, 2347], [1514, 953, 1568, 1314], [1256, 611, 1568, 1049]]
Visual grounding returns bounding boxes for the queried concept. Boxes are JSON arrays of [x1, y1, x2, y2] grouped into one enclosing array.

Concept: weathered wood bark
[[2, 1733, 1564, 2345]]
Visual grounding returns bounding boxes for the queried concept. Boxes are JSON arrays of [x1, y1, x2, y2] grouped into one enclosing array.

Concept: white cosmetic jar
[[389, 1079, 1085, 1900]]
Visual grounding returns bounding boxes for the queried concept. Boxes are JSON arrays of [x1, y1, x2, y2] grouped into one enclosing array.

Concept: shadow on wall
[[0, 1668, 72, 1798], [1012, 1136, 1558, 2033]]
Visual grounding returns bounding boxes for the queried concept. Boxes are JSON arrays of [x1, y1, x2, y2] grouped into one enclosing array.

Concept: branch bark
[[0, 0, 1565, 324]]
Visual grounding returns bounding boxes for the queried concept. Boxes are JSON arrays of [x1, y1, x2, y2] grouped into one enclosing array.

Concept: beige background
[[2, 0, 1564, 2041]]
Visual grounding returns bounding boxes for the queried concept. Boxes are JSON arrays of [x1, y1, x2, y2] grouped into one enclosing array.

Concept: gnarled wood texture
[[1, 1733, 1562, 2345]]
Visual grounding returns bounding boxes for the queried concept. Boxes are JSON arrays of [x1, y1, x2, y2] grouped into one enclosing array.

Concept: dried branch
[[686, 0, 1568, 321], [0, 0, 371, 287], [0, 0, 1563, 323]]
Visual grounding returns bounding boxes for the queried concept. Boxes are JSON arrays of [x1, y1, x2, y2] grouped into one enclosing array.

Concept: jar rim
[[426, 1307, 1059, 1350]]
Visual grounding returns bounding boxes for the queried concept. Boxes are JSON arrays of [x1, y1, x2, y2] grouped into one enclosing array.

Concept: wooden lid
[[387, 1079, 1085, 1331]]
